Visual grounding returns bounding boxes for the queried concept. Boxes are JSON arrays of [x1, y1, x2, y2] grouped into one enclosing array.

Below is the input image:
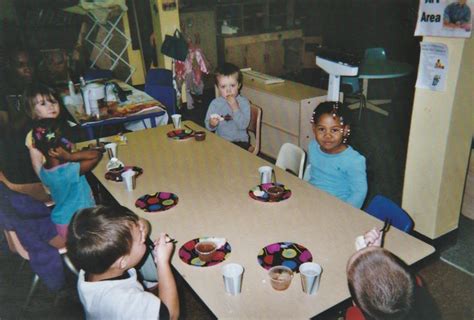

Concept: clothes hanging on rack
[[175, 33, 211, 109]]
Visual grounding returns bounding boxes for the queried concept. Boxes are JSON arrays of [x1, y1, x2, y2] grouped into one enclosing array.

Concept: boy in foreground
[[67, 205, 179, 320]]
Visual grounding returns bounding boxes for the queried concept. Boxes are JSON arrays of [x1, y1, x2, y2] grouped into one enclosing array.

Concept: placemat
[[179, 237, 231, 267], [105, 166, 143, 182], [249, 183, 292, 202], [258, 242, 312, 272], [135, 192, 178, 212], [166, 129, 194, 140]]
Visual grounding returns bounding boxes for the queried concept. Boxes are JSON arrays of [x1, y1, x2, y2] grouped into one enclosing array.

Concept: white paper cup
[[221, 263, 244, 295], [258, 166, 273, 184], [104, 142, 117, 159], [121, 170, 136, 191], [171, 114, 182, 129], [299, 262, 322, 295]]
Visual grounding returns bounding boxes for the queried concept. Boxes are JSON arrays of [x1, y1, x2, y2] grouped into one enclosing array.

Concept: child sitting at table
[[345, 230, 440, 320], [205, 63, 251, 150], [32, 118, 100, 238], [307, 102, 367, 208], [67, 205, 179, 320], [23, 83, 73, 177]]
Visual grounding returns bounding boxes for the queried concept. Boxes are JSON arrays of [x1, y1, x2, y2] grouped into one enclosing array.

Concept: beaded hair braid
[[311, 101, 351, 144]]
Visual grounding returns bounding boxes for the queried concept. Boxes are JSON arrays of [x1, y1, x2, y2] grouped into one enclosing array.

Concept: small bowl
[[195, 241, 217, 262], [266, 186, 285, 201], [268, 265, 293, 291], [194, 131, 206, 141]]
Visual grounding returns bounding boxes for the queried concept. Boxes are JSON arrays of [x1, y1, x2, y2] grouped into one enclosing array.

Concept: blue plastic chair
[[364, 195, 414, 233], [145, 84, 176, 116], [364, 48, 387, 61], [146, 68, 173, 86], [83, 68, 113, 81]]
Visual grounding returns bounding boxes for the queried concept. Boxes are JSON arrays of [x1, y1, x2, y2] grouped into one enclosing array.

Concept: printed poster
[[415, 0, 472, 38], [415, 42, 448, 91]]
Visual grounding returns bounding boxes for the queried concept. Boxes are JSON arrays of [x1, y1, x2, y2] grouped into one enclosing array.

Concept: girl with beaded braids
[[307, 102, 367, 208]]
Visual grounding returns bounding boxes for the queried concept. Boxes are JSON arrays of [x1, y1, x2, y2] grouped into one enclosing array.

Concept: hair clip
[[46, 132, 56, 141]]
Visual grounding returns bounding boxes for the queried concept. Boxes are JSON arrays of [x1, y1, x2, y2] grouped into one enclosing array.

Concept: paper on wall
[[415, 42, 449, 92], [414, 0, 472, 38]]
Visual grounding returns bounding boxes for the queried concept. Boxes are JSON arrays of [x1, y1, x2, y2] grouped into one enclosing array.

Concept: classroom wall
[[403, 36, 474, 239], [299, 0, 420, 64]]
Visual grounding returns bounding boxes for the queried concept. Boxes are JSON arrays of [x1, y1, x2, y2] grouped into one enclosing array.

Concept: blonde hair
[[347, 247, 416, 320]]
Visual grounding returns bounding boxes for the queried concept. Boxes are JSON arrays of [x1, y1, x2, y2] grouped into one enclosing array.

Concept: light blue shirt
[[39, 162, 95, 224], [308, 139, 367, 208], [204, 95, 250, 142]]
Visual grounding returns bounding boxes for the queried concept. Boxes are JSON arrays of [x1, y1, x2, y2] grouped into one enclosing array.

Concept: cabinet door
[[244, 43, 266, 73], [225, 45, 246, 69], [264, 40, 284, 76]]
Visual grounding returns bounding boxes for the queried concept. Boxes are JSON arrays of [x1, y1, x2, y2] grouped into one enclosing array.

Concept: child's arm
[[230, 96, 250, 129], [50, 147, 102, 175], [154, 233, 180, 320], [346, 156, 368, 209], [204, 100, 220, 130], [29, 146, 44, 177]]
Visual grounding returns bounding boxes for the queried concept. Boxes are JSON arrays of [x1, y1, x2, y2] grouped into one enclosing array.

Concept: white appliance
[[315, 50, 359, 102], [82, 83, 105, 116]]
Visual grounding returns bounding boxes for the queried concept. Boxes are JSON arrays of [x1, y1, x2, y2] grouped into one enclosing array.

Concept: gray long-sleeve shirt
[[205, 95, 250, 142]]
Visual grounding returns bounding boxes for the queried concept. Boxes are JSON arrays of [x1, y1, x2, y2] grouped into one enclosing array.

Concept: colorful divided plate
[[257, 242, 313, 272], [104, 166, 143, 182], [248, 183, 292, 202], [135, 192, 178, 212], [166, 129, 194, 140], [179, 238, 231, 267]]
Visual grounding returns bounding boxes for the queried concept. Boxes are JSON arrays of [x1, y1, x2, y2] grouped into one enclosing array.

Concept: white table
[[87, 121, 434, 319], [62, 80, 168, 139]]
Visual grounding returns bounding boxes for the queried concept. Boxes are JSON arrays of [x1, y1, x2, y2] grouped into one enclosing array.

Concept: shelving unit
[[216, 0, 294, 36]]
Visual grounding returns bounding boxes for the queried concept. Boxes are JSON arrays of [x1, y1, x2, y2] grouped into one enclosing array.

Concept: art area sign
[[415, 0, 472, 38]]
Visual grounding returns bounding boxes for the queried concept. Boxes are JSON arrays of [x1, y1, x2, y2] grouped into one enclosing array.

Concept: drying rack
[[84, 8, 135, 83]]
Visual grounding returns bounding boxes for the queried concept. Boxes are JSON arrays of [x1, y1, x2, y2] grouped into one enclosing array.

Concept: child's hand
[[226, 95, 239, 111], [209, 117, 220, 128], [48, 147, 71, 161], [153, 233, 174, 266], [364, 228, 383, 247]]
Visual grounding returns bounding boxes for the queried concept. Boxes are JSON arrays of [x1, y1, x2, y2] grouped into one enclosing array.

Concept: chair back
[[144, 84, 177, 115], [275, 143, 306, 179], [247, 103, 262, 155], [146, 68, 173, 86], [364, 48, 387, 61], [4, 230, 30, 260], [341, 76, 360, 94], [83, 68, 113, 81], [365, 195, 414, 233], [303, 163, 311, 181]]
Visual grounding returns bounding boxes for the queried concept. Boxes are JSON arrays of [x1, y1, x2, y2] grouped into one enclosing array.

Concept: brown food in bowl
[[267, 186, 285, 200], [195, 241, 217, 262], [194, 131, 206, 141]]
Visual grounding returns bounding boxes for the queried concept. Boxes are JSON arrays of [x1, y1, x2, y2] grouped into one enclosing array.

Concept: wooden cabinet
[[241, 74, 328, 158], [218, 29, 303, 76]]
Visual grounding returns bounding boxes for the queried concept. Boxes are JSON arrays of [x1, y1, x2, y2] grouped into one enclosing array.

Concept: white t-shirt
[[78, 268, 162, 320]]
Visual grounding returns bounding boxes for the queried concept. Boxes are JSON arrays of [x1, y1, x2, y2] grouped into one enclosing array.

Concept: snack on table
[[210, 113, 225, 121]]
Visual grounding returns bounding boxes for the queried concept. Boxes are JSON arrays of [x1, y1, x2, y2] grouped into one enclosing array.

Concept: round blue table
[[348, 60, 412, 116]]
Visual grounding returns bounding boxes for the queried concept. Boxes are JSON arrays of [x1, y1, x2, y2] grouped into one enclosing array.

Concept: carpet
[[440, 215, 474, 276]]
